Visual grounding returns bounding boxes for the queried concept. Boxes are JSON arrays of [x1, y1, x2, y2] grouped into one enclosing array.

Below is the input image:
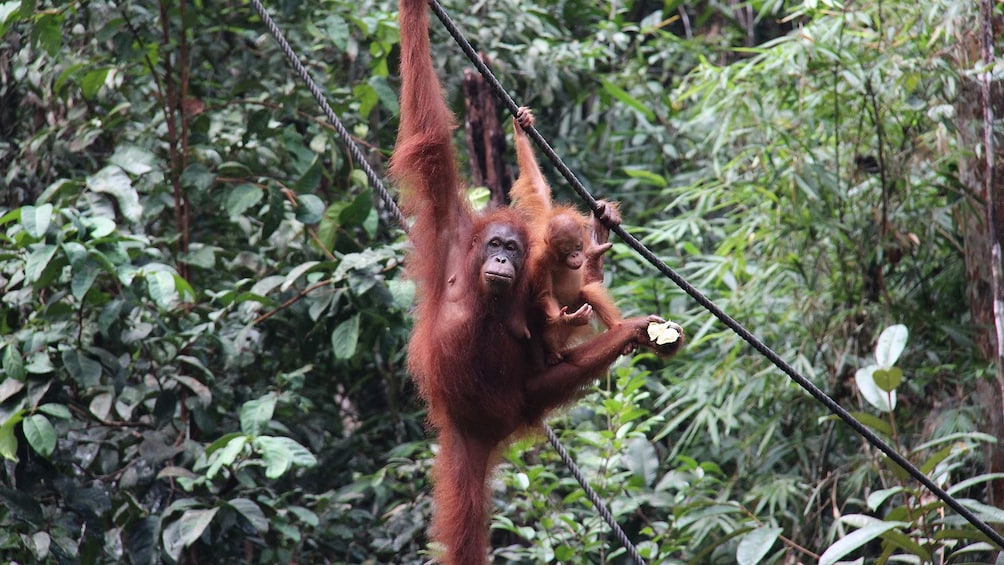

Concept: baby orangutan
[[510, 107, 627, 364]]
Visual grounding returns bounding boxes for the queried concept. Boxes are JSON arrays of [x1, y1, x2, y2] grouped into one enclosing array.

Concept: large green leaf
[[86, 166, 142, 222], [206, 435, 248, 479], [25, 244, 57, 283], [162, 508, 219, 561], [331, 315, 360, 360], [819, 518, 909, 565], [854, 365, 896, 412], [20, 204, 53, 239], [226, 183, 264, 217], [23, 414, 56, 457], [623, 437, 659, 487], [240, 394, 277, 436], [227, 498, 269, 533], [62, 349, 103, 388], [0, 410, 25, 461], [874, 324, 908, 368], [736, 526, 782, 565], [294, 194, 325, 225], [2, 345, 25, 381]]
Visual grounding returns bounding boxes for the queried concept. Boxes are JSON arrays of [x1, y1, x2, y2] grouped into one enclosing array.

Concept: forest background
[[2, 0, 1004, 563]]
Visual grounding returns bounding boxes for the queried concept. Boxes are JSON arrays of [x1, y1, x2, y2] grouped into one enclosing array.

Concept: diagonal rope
[[545, 425, 647, 565], [248, 0, 406, 231], [428, 0, 1004, 549], [247, 0, 647, 561]]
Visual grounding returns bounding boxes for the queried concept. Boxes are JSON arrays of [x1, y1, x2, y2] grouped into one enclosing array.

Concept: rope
[[248, 0, 645, 560], [545, 425, 647, 565], [428, 0, 1004, 550], [248, 0, 407, 231]]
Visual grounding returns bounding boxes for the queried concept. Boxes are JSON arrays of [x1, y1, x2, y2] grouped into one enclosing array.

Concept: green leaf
[[146, 270, 177, 308], [34, 12, 63, 56], [295, 194, 325, 225], [854, 365, 895, 412], [354, 83, 379, 118], [947, 472, 1004, 496], [225, 183, 264, 217], [172, 373, 212, 408], [0, 2, 23, 37], [466, 186, 490, 210], [294, 160, 323, 193], [281, 261, 321, 292], [737, 526, 782, 565], [240, 393, 277, 436], [388, 279, 415, 309], [874, 324, 908, 367], [84, 216, 116, 238], [204, 432, 245, 457], [0, 486, 43, 525], [958, 499, 1004, 523], [25, 244, 57, 283], [600, 78, 656, 121], [880, 528, 931, 561], [331, 315, 360, 360], [254, 436, 316, 479], [847, 411, 892, 436], [819, 519, 908, 565], [339, 189, 373, 227], [109, 146, 155, 176], [554, 545, 575, 561], [0, 410, 25, 461], [124, 516, 160, 565], [180, 246, 217, 269], [23, 414, 56, 457], [38, 403, 71, 420], [623, 167, 667, 187], [81, 67, 109, 100], [71, 259, 101, 300], [173, 274, 196, 302], [228, 498, 269, 533], [872, 367, 902, 392], [217, 161, 252, 178], [0, 378, 24, 403], [866, 486, 903, 511], [62, 349, 103, 388], [25, 352, 55, 374], [21, 204, 53, 239], [162, 508, 219, 562], [623, 437, 659, 487], [87, 166, 142, 222], [180, 163, 216, 195], [255, 435, 292, 479], [369, 75, 398, 113], [2, 345, 25, 381], [89, 392, 113, 421], [206, 435, 248, 479], [317, 201, 346, 250], [262, 186, 285, 238]]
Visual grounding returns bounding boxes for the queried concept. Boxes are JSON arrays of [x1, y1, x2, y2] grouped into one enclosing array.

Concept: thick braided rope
[[545, 425, 648, 565], [428, 0, 1004, 549]]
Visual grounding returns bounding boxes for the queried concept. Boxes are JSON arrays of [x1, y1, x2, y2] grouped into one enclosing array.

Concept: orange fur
[[391, 3, 664, 563], [510, 108, 623, 364]]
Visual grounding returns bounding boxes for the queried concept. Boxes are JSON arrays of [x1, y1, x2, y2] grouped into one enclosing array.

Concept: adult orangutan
[[388, 0, 667, 563]]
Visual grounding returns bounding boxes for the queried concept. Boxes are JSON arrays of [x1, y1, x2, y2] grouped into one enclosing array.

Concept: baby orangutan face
[[547, 213, 587, 270]]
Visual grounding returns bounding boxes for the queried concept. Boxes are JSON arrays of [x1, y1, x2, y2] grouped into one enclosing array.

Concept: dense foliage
[[1, 0, 1001, 563]]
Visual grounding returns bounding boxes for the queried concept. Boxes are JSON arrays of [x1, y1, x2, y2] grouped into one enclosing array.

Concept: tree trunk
[[956, 5, 1004, 509], [462, 55, 513, 207]]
